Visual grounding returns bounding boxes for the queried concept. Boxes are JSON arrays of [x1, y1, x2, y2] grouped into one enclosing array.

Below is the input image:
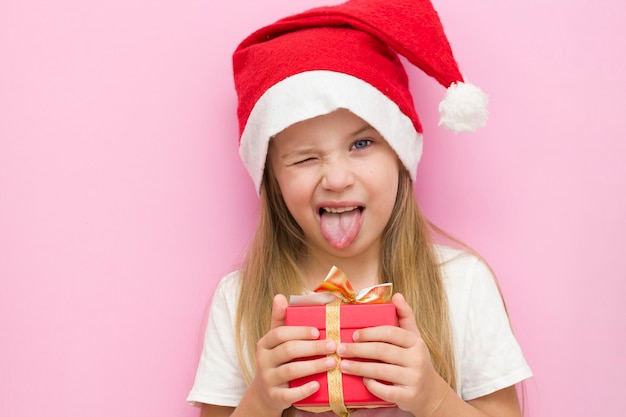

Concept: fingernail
[[352, 331, 360, 342], [337, 344, 346, 356], [326, 340, 336, 352], [339, 360, 350, 371], [325, 357, 337, 369], [311, 328, 320, 338]]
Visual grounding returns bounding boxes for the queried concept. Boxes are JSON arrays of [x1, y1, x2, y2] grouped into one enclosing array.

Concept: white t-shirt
[[187, 246, 532, 415]]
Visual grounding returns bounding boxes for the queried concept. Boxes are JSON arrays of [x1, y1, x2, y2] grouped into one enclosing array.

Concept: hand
[[248, 294, 339, 414], [336, 293, 449, 415]]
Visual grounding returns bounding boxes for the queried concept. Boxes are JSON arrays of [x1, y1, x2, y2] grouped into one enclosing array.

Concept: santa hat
[[233, 0, 488, 192]]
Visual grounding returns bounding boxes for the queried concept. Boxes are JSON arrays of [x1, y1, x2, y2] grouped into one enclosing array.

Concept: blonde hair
[[235, 161, 457, 397]]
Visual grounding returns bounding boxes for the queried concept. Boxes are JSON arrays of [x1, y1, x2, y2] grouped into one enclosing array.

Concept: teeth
[[323, 206, 358, 214]]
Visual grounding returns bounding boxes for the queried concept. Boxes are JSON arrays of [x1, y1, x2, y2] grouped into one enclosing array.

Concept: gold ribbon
[[314, 266, 393, 304], [314, 266, 392, 416], [325, 298, 348, 416]]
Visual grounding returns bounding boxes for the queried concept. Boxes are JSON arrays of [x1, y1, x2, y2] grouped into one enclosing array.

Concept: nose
[[321, 158, 355, 191]]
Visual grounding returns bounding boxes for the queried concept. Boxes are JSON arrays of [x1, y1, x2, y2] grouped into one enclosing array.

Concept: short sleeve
[[438, 246, 532, 400], [456, 258, 533, 400], [186, 272, 248, 407]]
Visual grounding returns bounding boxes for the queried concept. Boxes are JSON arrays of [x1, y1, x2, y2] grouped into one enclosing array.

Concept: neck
[[299, 249, 382, 292]]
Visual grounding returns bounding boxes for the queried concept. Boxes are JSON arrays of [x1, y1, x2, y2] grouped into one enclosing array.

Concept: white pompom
[[438, 82, 489, 133]]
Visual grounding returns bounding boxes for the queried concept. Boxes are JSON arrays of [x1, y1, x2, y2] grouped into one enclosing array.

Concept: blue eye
[[353, 139, 372, 150]]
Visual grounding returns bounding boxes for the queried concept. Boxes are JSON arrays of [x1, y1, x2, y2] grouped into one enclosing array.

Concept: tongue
[[320, 209, 362, 249]]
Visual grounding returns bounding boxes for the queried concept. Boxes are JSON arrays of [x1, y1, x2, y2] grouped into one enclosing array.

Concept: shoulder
[[433, 245, 492, 282], [433, 245, 499, 312], [214, 270, 241, 298], [208, 270, 243, 316], [434, 246, 534, 398], [215, 270, 242, 294]]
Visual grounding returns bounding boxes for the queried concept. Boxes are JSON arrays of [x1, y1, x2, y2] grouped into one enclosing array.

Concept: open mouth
[[318, 206, 364, 215], [318, 206, 364, 249]]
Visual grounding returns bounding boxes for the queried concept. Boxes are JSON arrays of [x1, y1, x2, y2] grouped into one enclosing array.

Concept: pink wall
[[1, 1, 624, 416]]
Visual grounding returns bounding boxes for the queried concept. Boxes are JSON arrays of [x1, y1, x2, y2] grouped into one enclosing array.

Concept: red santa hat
[[233, 0, 488, 192]]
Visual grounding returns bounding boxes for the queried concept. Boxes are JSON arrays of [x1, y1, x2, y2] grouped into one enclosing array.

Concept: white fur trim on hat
[[239, 70, 422, 193]]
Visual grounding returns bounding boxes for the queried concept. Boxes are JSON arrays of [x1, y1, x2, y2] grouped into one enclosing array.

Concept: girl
[[188, 0, 532, 416]]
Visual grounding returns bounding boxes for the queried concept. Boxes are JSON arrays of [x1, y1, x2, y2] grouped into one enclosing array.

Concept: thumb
[[392, 292, 420, 335], [269, 293, 289, 330]]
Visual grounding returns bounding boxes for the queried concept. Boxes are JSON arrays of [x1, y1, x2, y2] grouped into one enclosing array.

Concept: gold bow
[[307, 266, 392, 416], [314, 266, 393, 304]]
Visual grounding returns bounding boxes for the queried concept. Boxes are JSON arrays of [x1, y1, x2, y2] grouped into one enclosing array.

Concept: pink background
[[1, 1, 624, 416]]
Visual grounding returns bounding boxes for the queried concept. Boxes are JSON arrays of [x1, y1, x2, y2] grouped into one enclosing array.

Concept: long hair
[[235, 162, 457, 417], [379, 168, 456, 389]]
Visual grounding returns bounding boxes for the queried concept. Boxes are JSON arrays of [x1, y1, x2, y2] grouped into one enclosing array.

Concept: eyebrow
[[279, 123, 376, 160], [281, 146, 316, 159], [351, 123, 374, 137]]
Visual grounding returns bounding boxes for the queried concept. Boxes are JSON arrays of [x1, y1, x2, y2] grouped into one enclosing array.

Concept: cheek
[[376, 165, 400, 210], [373, 159, 400, 189], [277, 168, 318, 196], [276, 176, 310, 215], [383, 175, 400, 209]]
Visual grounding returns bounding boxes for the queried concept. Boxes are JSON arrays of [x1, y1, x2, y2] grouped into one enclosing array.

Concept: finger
[[345, 293, 419, 347], [275, 355, 338, 384], [259, 325, 322, 351], [392, 293, 420, 335], [250, 373, 321, 412], [269, 294, 289, 330], [339, 358, 406, 384], [348, 325, 417, 350], [274, 380, 321, 406], [271, 338, 337, 363], [361, 377, 399, 403], [290, 380, 321, 402], [337, 339, 412, 365]]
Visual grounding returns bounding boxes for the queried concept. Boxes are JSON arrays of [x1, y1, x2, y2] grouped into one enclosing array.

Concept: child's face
[[268, 109, 400, 260]]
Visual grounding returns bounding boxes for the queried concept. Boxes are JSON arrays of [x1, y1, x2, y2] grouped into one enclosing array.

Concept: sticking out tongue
[[320, 208, 363, 249]]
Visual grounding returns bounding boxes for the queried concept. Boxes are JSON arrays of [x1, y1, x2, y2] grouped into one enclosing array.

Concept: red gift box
[[285, 302, 397, 410]]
